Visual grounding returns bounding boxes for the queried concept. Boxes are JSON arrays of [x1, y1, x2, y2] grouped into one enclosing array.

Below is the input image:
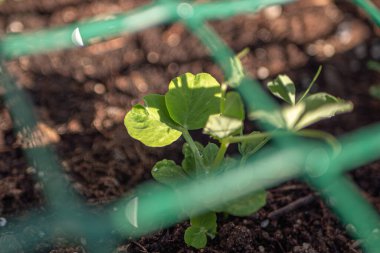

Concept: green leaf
[[184, 226, 207, 249], [294, 93, 353, 130], [224, 190, 267, 217], [370, 85, 380, 100], [267, 75, 296, 105], [124, 94, 182, 147], [203, 114, 242, 139], [225, 56, 245, 87], [222, 91, 245, 120], [143, 94, 180, 128], [190, 212, 217, 236], [367, 60, 380, 72], [165, 73, 221, 130], [182, 142, 204, 176], [151, 159, 188, 186], [281, 103, 305, 129], [202, 143, 219, 167], [185, 212, 217, 249], [238, 132, 269, 157]]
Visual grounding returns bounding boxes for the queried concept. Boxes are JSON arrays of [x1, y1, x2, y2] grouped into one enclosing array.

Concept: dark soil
[[1, 0, 380, 252]]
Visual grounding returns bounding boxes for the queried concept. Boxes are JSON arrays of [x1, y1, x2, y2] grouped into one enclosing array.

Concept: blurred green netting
[[1, 0, 380, 252]]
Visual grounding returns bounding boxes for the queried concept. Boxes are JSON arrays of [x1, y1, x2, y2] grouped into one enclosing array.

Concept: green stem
[[182, 129, 205, 170], [224, 132, 270, 144], [213, 140, 229, 167], [297, 65, 322, 104], [236, 47, 250, 59], [220, 83, 228, 112]]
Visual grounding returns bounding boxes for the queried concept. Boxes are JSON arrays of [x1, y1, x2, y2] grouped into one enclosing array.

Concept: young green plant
[[368, 61, 380, 99], [124, 68, 353, 249]]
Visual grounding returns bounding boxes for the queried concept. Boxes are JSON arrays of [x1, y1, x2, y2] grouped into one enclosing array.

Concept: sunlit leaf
[[281, 103, 305, 129], [267, 75, 296, 105], [124, 94, 182, 147], [225, 56, 245, 87], [165, 73, 221, 130], [203, 114, 242, 139], [295, 93, 353, 130]]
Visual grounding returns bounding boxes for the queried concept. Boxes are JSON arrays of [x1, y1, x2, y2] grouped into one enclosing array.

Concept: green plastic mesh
[[1, 0, 380, 252]]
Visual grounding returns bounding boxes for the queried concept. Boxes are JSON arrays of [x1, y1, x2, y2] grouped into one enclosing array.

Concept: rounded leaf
[[124, 94, 182, 147], [165, 73, 221, 130], [152, 159, 187, 186], [184, 226, 207, 249], [190, 212, 217, 235]]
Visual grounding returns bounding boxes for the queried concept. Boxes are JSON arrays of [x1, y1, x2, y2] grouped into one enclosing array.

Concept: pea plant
[[124, 69, 353, 249]]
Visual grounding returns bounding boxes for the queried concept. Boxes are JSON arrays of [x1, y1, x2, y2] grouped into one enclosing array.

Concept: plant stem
[[224, 132, 270, 144], [220, 83, 227, 112], [182, 129, 205, 170], [297, 65, 322, 104], [213, 140, 229, 167]]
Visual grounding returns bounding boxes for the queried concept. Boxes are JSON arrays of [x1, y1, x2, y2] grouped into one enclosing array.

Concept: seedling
[[368, 61, 380, 99], [124, 67, 353, 249]]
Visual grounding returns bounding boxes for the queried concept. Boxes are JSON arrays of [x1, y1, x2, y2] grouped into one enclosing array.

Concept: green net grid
[[0, 0, 380, 252]]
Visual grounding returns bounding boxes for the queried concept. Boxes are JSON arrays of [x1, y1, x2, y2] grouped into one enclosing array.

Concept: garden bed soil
[[1, 0, 380, 252]]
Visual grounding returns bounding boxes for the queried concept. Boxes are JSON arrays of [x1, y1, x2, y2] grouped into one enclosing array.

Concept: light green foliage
[[124, 94, 182, 147], [225, 56, 245, 88], [294, 93, 353, 130], [204, 115, 242, 139], [267, 75, 296, 105], [165, 73, 221, 130], [368, 61, 380, 100], [253, 74, 353, 131], [184, 212, 217, 249], [124, 67, 353, 249]]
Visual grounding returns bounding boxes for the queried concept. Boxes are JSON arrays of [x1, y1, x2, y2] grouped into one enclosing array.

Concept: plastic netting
[[1, 0, 380, 252]]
